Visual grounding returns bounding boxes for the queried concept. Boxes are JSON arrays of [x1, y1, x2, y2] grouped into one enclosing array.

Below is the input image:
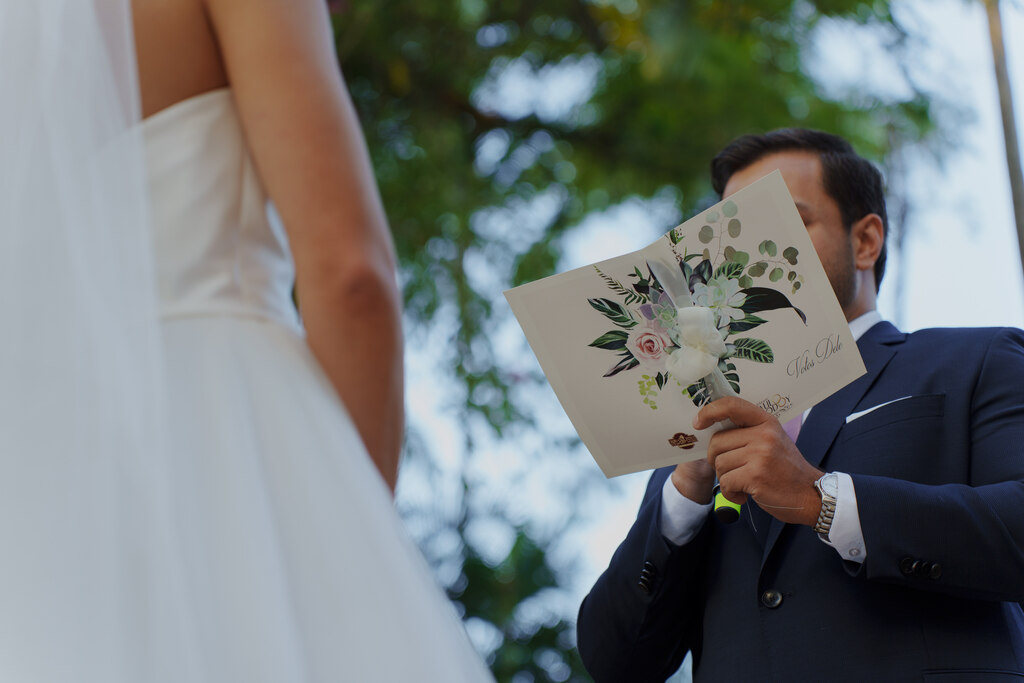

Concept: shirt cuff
[[817, 472, 867, 563], [659, 474, 712, 546]]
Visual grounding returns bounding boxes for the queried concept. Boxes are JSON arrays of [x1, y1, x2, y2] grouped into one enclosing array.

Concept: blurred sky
[[404, 0, 1024, 640]]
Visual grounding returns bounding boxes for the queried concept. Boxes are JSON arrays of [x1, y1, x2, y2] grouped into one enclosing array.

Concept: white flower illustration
[[663, 307, 727, 385], [692, 277, 746, 328]]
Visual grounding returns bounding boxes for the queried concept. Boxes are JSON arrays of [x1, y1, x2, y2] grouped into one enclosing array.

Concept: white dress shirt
[[659, 311, 883, 563]]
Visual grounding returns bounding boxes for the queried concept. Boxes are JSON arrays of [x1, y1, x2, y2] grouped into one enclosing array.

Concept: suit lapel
[[760, 321, 905, 566]]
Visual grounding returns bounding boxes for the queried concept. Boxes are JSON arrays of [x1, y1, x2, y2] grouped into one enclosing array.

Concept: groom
[[577, 129, 1024, 681]]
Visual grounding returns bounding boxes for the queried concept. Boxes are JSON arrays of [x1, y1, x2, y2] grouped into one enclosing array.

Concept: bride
[[0, 0, 491, 680]]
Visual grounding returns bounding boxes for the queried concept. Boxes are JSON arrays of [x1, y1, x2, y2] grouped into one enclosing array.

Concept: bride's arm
[[204, 0, 404, 492]]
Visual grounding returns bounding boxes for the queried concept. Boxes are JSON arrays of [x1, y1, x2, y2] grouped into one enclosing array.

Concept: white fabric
[[846, 394, 912, 423], [0, 3, 197, 680], [819, 472, 866, 560], [845, 309, 882, 343], [660, 476, 712, 546], [816, 310, 882, 563], [664, 306, 727, 385], [660, 311, 884, 559], [146, 89, 491, 681], [0, 3, 491, 678]]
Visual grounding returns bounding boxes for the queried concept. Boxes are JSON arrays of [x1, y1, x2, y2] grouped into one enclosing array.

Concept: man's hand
[[670, 458, 716, 505], [693, 396, 822, 526]]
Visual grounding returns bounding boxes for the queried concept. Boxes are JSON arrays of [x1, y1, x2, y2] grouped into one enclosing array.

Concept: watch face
[[820, 473, 839, 498]]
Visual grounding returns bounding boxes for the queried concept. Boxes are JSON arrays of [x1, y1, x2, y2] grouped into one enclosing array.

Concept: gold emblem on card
[[668, 432, 698, 450]]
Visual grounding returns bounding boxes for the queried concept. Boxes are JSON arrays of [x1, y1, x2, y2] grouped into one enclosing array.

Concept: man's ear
[[851, 213, 884, 273]]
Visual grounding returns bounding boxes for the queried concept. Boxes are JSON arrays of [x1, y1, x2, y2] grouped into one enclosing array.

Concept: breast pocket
[[923, 670, 1024, 681], [832, 394, 946, 477], [839, 394, 945, 441]]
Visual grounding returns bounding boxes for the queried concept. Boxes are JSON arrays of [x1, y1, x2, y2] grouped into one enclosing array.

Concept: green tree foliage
[[455, 525, 590, 682], [333, 0, 932, 433], [331, 1, 936, 680]]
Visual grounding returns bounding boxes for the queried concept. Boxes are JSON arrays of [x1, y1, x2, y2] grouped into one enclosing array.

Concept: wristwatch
[[813, 473, 839, 539]]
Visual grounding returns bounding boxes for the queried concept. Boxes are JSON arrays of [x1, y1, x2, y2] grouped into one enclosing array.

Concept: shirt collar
[[801, 309, 885, 423], [847, 309, 883, 342]]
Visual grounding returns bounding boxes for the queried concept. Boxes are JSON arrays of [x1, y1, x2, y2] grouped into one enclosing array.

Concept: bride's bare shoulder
[[133, 0, 227, 119], [134, 0, 336, 120]]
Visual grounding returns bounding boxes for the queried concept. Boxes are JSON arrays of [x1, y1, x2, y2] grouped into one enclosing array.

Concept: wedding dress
[[0, 3, 491, 679], [141, 88, 492, 681]]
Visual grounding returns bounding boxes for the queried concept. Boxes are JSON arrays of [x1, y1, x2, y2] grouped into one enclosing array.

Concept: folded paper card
[[505, 171, 866, 477]]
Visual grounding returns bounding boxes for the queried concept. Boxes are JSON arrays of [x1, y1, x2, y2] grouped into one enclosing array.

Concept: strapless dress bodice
[[142, 89, 299, 329]]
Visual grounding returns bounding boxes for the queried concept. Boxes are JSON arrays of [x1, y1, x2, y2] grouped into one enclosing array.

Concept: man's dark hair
[[710, 128, 888, 291]]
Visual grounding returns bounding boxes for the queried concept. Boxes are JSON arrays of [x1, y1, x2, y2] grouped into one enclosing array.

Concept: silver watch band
[[813, 475, 838, 537]]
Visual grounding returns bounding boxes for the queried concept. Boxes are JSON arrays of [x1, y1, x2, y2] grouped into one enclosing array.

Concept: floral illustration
[[587, 199, 806, 410]]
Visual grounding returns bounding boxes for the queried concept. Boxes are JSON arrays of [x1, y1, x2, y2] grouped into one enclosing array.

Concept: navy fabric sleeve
[[577, 467, 711, 683], [852, 328, 1024, 601]]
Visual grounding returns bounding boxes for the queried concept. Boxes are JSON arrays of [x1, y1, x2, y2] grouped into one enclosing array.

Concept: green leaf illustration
[[655, 372, 666, 390], [702, 247, 711, 261], [669, 228, 684, 245], [714, 261, 744, 280], [604, 351, 640, 377], [588, 297, 637, 328], [705, 211, 720, 223], [769, 267, 784, 282], [739, 275, 754, 289], [685, 378, 710, 407], [698, 225, 714, 243], [691, 259, 712, 287], [724, 245, 735, 261], [747, 261, 767, 277], [727, 313, 768, 334], [727, 218, 741, 238], [627, 266, 660, 304], [764, 240, 777, 257], [722, 200, 738, 218], [793, 281, 802, 292], [738, 286, 807, 324], [680, 259, 693, 285], [787, 270, 797, 281], [731, 337, 775, 363], [730, 250, 750, 267], [588, 330, 629, 350], [594, 266, 647, 306], [718, 359, 741, 394], [783, 246, 799, 265]]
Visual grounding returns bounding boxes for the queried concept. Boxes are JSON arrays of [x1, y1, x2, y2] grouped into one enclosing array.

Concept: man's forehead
[[722, 150, 822, 198]]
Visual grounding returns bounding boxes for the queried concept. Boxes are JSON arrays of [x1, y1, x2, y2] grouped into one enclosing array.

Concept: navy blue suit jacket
[[578, 322, 1024, 681]]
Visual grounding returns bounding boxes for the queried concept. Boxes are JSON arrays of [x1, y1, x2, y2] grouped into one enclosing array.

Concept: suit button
[[928, 563, 942, 580], [761, 589, 783, 609], [899, 557, 916, 576], [638, 563, 655, 594]]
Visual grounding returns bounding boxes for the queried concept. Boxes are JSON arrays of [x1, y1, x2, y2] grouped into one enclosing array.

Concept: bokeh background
[[331, 1, 1024, 680]]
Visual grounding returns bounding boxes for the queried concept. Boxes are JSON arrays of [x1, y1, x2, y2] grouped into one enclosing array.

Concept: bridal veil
[[0, 2, 199, 678]]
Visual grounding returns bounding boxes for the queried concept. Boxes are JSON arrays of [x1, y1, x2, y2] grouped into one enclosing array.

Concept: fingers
[[715, 480, 748, 506], [693, 396, 772, 431], [671, 459, 716, 505], [705, 414, 785, 465], [712, 448, 753, 505], [704, 410, 792, 507], [696, 396, 819, 520]]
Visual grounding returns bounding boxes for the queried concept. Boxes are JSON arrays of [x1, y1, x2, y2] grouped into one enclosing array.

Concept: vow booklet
[[505, 171, 866, 477]]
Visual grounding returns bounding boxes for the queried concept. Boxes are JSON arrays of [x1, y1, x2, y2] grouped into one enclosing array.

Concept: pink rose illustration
[[626, 321, 674, 372]]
